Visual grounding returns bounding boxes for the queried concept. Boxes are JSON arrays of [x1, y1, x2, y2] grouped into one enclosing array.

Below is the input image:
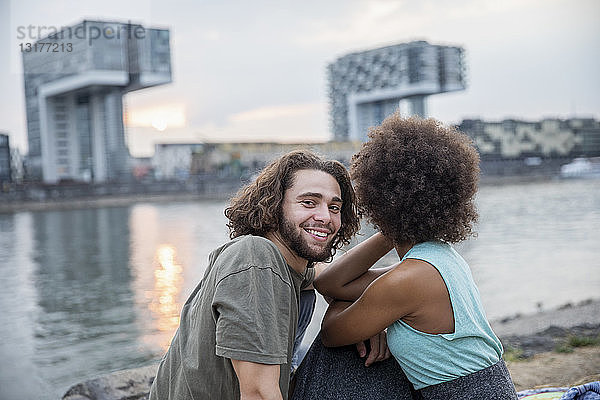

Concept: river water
[[0, 179, 598, 399]]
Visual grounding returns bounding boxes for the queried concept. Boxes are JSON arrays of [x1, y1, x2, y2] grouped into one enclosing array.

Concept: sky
[[1, 0, 599, 157]]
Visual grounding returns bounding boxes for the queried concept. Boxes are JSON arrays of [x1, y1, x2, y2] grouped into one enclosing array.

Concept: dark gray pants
[[419, 359, 518, 400], [291, 333, 419, 400], [291, 333, 518, 400]]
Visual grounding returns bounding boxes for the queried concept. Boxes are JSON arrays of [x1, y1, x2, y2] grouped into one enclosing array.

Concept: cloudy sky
[[1, 0, 599, 157]]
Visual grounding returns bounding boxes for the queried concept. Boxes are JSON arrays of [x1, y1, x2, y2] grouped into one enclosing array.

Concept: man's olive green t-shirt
[[149, 235, 314, 400]]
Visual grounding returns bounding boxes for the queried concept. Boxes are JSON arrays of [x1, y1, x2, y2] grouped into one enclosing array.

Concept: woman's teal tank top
[[386, 241, 503, 390]]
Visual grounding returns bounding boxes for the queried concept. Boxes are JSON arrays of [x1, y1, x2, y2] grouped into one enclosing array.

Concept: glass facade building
[[328, 41, 466, 141], [22, 20, 171, 183]]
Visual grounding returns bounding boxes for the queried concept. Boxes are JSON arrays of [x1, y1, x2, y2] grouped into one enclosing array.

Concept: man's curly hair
[[225, 150, 360, 258], [351, 114, 480, 245]]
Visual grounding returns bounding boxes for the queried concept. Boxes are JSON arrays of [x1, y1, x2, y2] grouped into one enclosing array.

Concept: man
[[149, 150, 360, 400]]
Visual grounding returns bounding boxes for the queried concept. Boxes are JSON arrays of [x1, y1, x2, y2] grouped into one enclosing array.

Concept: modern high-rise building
[[328, 41, 466, 141], [22, 20, 171, 183]]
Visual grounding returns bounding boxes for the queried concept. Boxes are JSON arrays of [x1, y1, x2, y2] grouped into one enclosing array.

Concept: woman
[[292, 115, 517, 399]]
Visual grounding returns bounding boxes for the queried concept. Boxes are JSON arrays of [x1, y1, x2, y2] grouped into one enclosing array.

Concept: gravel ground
[[507, 346, 600, 391], [491, 299, 600, 390], [500, 323, 600, 358], [491, 299, 600, 338], [491, 298, 600, 358]]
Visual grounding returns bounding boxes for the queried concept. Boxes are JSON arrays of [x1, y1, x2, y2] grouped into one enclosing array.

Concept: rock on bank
[[62, 364, 158, 400]]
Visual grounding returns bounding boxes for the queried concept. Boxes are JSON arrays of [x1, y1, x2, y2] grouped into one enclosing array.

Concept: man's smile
[[303, 227, 331, 241]]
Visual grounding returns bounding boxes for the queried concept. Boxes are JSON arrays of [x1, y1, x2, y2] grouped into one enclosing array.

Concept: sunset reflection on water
[[129, 202, 230, 355], [150, 244, 183, 349]]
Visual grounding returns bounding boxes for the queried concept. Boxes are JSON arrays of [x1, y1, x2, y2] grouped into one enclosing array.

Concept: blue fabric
[[517, 387, 568, 398], [559, 381, 600, 400], [387, 241, 503, 389], [516, 382, 600, 399]]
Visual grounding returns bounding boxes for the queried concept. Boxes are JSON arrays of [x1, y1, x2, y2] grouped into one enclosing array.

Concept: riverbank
[[0, 192, 231, 213], [494, 298, 600, 390], [0, 178, 243, 214], [62, 299, 600, 399], [507, 346, 600, 391], [0, 174, 573, 214]]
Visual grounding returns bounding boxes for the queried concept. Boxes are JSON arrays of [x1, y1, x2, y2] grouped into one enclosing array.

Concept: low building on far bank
[[0, 133, 12, 184], [193, 141, 362, 174], [458, 117, 600, 177], [152, 143, 204, 181], [151, 141, 362, 181], [147, 118, 600, 182], [459, 118, 600, 160], [10, 148, 25, 184], [130, 156, 154, 182]]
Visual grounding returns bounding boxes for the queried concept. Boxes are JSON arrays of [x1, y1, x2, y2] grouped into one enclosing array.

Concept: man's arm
[[231, 360, 282, 400]]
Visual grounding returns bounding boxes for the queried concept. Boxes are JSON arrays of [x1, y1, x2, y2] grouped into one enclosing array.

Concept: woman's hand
[[355, 330, 392, 367]]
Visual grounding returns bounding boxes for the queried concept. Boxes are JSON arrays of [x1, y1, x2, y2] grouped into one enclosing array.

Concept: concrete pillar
[[90, 93, 107, 182], [38, 95, 57, 183], [103, 89, 129, 180]]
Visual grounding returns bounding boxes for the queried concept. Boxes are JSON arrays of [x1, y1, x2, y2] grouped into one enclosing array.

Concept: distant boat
[[560, 157, 600, 179]]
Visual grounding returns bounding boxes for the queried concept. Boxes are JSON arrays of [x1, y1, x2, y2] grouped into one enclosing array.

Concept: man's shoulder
[[226, 235, 282, 257], [212, 235, 287, 271]]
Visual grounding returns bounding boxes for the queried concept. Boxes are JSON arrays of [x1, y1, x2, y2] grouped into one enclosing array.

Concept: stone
[[62, 364, 158, 400]]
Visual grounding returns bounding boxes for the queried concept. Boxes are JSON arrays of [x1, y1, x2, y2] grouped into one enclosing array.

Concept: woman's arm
[[320, 259, 426, 347], [314, 232, 395, 301]]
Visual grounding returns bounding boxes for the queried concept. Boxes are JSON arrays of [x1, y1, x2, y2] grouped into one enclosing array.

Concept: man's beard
[[278, 218, 334, 263]]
